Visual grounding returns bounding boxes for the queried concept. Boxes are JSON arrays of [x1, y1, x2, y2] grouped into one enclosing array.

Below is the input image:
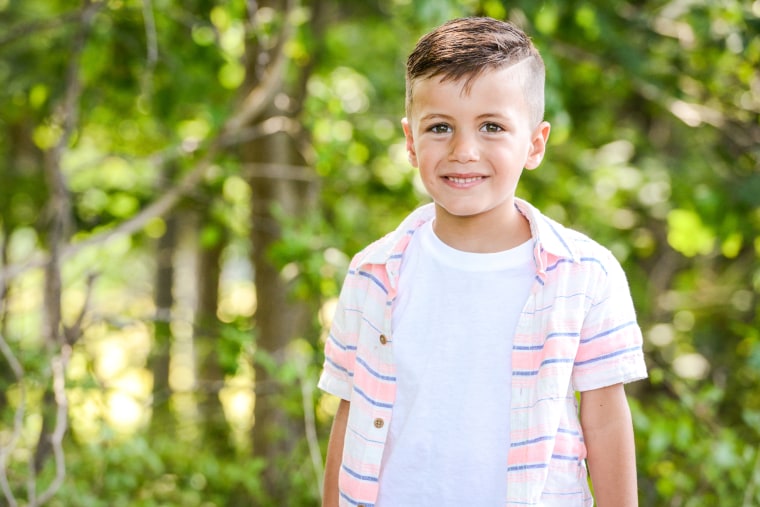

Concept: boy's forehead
[[407, 69, 532, 124], [409, 62, 527, 99]]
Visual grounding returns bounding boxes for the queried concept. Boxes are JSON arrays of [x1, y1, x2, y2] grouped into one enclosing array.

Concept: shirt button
[[374, 418, 385, 429], [379, 334, 388, 345]]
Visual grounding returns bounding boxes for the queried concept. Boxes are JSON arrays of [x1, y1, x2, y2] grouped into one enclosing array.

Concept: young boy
[[319, 17, 647, 507]]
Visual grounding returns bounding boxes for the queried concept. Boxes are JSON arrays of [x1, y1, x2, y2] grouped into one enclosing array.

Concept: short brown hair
[[405, 17, 545, 127]]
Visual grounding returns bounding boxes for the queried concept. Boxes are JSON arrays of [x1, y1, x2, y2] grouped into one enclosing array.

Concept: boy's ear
[[401, 117, 418, 167], [525, 121, 551, 170]]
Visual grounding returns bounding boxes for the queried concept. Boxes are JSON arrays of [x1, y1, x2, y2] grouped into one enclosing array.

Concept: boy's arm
[[580, 383, 638, 507], [322, 399, 350, 507]]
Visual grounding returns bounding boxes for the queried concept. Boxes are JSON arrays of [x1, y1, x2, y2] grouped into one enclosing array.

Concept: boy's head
[[405, 17, 545, 129]]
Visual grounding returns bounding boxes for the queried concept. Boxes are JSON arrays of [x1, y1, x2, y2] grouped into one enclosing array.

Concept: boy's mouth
[[446, 176, 484, 184]]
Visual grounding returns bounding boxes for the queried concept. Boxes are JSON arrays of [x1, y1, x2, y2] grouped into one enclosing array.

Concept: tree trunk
[[149, 212, 176, 433], [245, 121, 316, 503], [0, 224, 14, 421], [240, 1, 327, 501], [1, 119, 46, 422], [194, 214, 231, 454]]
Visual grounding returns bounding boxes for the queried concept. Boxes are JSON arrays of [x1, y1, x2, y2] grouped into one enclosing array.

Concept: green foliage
[[1, 0, 758, 505], [43, 433, 268, 507]]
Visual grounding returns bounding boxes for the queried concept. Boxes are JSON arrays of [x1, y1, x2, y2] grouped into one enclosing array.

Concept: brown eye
[[481, 123, 503, 133], [430, 124, 452, 134]]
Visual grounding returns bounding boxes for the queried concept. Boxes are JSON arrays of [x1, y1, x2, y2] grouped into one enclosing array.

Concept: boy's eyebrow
[[417, 112, 517, 124], [418, 113, 454, 122], [475, 112, 515, 123]]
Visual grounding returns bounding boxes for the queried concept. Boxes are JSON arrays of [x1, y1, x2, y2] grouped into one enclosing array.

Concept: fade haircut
[[405, 17, 546, 128]]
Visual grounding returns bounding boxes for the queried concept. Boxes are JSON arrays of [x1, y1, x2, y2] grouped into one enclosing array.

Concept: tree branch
[[744, 446, 760, 507], [33, 346, 71, 507], [0, 116, 298, 287], [31, 2, 97, 504], [222, 0, 296, 132], [298, 367, 323, 501], [140, 0, 159, 98], [63, 273, 97, 346], [0, 3, 299, 288], [0, 332, 25, 507], [49, 1, 101, 171], [0, 10, 83, 49]]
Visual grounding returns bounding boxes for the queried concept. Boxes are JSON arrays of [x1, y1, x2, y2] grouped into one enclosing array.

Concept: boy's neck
[[432, 202, 532, 253]]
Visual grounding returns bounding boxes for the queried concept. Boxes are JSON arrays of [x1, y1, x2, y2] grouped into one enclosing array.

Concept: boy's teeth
[[449, 176, 481, 184]]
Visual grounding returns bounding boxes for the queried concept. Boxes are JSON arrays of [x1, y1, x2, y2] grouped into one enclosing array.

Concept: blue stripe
[[513, 356, 574, 377], [552, 453, 581, 462], [548, 331, 581, 339], [508, 462, 548, 472], [358, 270, 388, 294], [575, 345, 641, 367], [513, 394, 575, 411], [513, 331, 581, 351], [360, 316, 383, 335], [512, 331, 580, 351], [324, 356, 353, 377], [545, 256, 607, 274], [546, 257, 609, 275], [339, 491, 374, 507], [513, 344, 545, 351], [511, 435, 555, 448], [356, 357, 396, 382], [328, 333, 357, 352], [580, 321, 636, 344], [353, 386, 393, 409], [579, 256, 608, 275], [341, 464, 378, 483], [545, 258, 574, 272], [540, 357, 574, 367], [512, 370, 539, 377], [525, 302, 555, 315], [589, 296, 610, 309], [522, 293, 590, 316], [543, 216, 573, 257]]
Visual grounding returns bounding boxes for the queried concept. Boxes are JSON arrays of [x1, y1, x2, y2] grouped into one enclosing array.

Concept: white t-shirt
[[376, 220, 535, 506]]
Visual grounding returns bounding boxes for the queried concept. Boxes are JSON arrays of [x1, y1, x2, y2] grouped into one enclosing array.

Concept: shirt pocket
[[539, 455, 591, 507]]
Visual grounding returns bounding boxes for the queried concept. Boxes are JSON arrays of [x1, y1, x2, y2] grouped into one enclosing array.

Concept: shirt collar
[[353, 203, 435, 269], [354, 198, 580, 278], [514, 198, 580, 266]]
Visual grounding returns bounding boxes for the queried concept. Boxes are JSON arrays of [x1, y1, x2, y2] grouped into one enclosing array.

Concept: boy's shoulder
[[349, 203, 435, 269], [517, 199, 621, 269]]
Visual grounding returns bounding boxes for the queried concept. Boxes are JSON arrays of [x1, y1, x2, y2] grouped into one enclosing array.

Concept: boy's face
[[403, 65, 550, 226]]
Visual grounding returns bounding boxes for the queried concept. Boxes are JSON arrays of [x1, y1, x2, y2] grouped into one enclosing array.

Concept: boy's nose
[[449, 132, 480, 163]]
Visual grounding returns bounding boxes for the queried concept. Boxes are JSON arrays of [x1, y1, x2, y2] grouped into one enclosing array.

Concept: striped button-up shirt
[[318, 199, 648, 507]]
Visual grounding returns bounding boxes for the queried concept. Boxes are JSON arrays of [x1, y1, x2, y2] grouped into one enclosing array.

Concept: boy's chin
[[434, 203, 489, 220], [433, 201, 511, 220]]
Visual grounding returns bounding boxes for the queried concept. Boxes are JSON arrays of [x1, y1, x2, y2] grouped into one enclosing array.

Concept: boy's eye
[[481, 123, 503, 133], [429, 124, 452, 134]]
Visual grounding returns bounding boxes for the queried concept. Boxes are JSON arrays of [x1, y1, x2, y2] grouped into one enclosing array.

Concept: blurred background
[[0, 0, 758, 506]]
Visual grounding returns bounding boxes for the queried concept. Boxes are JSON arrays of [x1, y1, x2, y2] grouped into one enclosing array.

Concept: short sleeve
[[572, 249, 647, 392], [318, 267, 361, 401]]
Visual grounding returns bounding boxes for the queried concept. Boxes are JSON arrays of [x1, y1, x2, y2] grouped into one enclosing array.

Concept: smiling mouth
[[446, 176, 484, 184]]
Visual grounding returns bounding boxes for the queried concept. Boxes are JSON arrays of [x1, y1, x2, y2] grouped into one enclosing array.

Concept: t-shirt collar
[[355, 198, 579, 274]]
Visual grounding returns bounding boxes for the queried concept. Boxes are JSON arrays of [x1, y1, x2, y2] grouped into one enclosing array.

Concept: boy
[[319, 16, 647, 507]]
